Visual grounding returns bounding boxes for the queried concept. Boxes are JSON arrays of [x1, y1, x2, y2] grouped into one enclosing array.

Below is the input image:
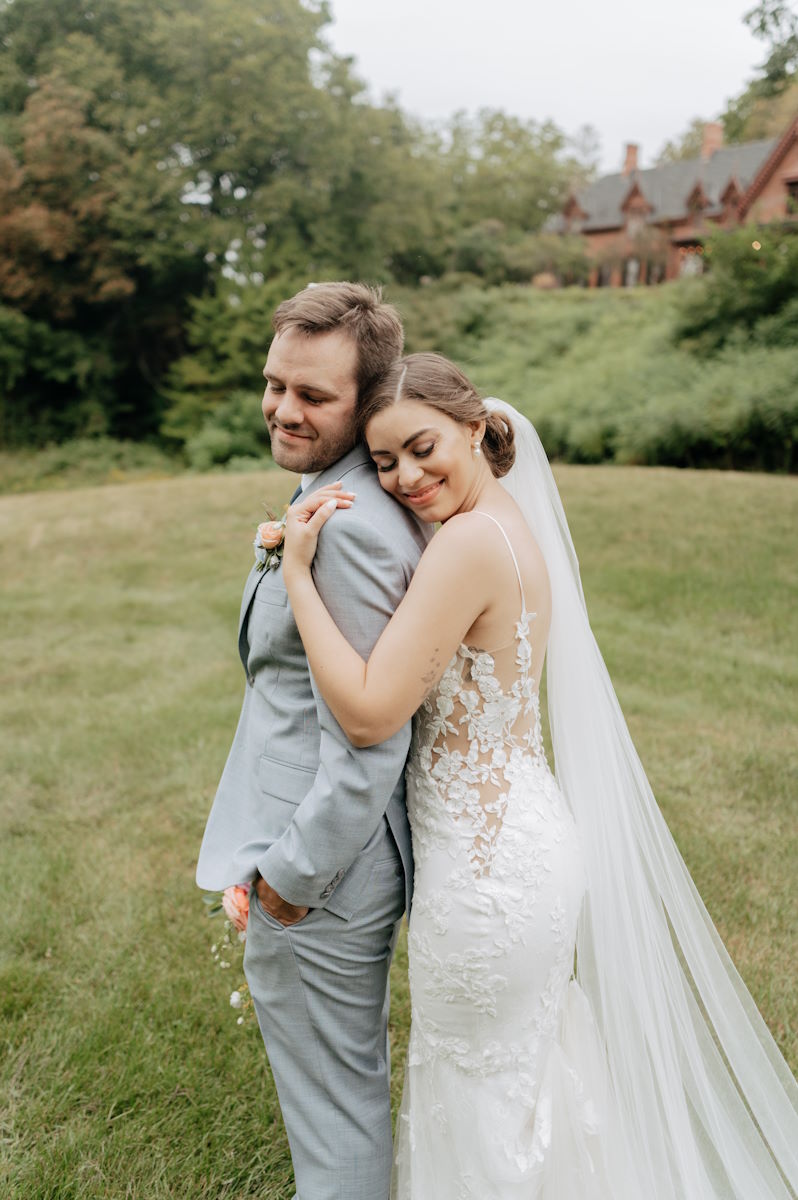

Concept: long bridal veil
[[487, 397, 798, 1199]]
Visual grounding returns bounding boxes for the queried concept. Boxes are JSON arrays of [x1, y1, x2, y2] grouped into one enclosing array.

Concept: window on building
[[786, 179, 798, 213], [679, 246, 705, 277], [624, 258, 641, 287]]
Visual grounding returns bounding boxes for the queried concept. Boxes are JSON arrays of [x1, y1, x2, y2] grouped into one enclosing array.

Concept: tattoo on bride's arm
[[420, 648, 442, 689]]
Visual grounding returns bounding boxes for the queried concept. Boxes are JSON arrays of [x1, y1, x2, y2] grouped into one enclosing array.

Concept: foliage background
[[1, 0, 796, 472]]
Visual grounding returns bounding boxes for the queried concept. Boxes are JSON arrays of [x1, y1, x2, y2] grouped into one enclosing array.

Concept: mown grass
[[1, 465, 796, 1198]]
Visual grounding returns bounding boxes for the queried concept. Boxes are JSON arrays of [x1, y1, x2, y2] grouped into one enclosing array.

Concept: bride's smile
[[400, 478, 444, 506]]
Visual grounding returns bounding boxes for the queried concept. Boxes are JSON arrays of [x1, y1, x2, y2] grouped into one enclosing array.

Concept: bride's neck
[[446, 469, 503, 521]]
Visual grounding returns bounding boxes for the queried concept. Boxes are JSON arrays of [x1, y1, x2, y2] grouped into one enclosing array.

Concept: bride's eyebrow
[[370, 428, 435, 456]]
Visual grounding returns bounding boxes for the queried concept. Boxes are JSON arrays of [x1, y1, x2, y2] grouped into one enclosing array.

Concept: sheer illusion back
[[394, 514, 608, 1200], [416, 512, 547, 879]]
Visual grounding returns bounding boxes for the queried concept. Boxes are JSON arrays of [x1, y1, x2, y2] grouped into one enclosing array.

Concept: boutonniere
[[253, 511, 287, 572]]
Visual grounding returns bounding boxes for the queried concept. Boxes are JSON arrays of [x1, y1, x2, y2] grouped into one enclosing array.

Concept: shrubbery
[[0, 437, 178, 494], [5, 226, 797, 479], [184, 390, 271, 471], [393, 270, 798, 472], [676, 225, 798, 351]]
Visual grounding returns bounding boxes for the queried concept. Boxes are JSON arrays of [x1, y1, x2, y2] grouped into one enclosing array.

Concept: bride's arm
[[283, 490, 491, 747]]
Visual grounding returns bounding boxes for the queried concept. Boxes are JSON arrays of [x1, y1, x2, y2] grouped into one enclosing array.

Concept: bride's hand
[[283, 482, 355, 576]]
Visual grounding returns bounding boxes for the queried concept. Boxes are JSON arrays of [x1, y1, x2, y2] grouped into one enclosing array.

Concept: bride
[[281, 352, 798, 1199]]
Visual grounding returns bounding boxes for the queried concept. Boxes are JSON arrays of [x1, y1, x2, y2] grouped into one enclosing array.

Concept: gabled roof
[[620, 180, 653, 214], [740, 115, 798, 215], [548, 138, 777, 233]]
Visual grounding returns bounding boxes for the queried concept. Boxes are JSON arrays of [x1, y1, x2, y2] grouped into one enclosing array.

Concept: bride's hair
[[359, 352, 516, 478]]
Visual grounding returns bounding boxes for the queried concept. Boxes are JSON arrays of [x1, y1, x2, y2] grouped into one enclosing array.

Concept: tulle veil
[[486, 397, 798, 1199]]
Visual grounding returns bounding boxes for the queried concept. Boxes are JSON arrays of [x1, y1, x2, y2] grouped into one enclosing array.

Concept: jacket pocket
[[258, 754, 315, 805]]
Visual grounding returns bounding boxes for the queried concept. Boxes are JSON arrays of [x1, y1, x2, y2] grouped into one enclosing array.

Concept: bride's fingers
[[291, 488, 355, 521], [302, 497, 340, 535]]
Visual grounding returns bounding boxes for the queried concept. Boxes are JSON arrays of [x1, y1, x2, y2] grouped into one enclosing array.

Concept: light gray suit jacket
[[196, 445, 430, 917]]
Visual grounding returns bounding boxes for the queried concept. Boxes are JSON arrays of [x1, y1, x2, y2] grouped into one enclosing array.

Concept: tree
[[676, 224, 798, 351], [656, 117, 708, 165], [0, 0, 411, 443], [441, 110, 583, 235], [0, 0, 583, 447], [744, 0, 798, 95], [722, 1, 798, 140]]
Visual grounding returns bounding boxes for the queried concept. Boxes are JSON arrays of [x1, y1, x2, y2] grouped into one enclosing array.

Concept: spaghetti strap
[[472, 510, 527, 614]]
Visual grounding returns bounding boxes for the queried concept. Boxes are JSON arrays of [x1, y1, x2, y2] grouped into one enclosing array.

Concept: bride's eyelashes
[[373, 443, 436, 473]]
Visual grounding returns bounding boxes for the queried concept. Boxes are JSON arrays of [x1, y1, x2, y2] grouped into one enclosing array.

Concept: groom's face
[[262, 328, 360, 473]]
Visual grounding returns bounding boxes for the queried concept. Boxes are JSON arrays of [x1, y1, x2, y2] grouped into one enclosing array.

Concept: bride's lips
[[402, 480, 444, 505]]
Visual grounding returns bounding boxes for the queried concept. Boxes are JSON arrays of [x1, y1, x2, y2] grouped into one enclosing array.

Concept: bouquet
[[204, 885, 254, 1025]]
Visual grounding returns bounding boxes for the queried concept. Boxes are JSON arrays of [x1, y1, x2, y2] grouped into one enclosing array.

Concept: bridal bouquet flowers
[[222, 884, 249, 931], [204, 885, 254, 1025]]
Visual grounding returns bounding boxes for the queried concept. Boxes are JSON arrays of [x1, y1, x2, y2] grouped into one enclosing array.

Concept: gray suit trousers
[[244, 821, 405, 1200]]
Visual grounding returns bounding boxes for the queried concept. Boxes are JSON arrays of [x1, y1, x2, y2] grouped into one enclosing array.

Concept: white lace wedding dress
[[391, 408, 798, 1198], [392, 515, 631, 1199]]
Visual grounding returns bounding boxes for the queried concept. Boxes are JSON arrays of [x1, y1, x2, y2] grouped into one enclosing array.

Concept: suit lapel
[[236, 444, 371, 670], [237, 563, 267, 670]]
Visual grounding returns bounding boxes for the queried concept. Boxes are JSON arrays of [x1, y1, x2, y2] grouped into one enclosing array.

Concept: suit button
[[247, 674, 255, 686]]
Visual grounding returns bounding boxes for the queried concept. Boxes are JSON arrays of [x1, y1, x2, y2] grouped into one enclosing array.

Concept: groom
[[197, 282, 430, 1200]]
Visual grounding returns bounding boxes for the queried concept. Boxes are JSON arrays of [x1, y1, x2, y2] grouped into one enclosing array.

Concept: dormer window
[[687, 184, 708, 215]]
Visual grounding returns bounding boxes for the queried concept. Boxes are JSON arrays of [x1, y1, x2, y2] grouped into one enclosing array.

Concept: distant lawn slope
[[1, 466, 796, 1198], [397, 280, 798, 471]]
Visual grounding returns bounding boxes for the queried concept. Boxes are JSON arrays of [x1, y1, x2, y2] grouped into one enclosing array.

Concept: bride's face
[[366, 399, 482, 521]]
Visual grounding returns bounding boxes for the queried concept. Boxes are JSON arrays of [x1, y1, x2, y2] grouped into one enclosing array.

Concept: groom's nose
[[272, 388, 305, 428]]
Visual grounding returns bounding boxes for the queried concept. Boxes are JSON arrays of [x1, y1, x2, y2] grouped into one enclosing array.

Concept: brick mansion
[[548, 114, 798, 286]]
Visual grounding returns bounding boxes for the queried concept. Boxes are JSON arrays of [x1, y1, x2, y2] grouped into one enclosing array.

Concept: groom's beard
[[268, 419, 358, 474]]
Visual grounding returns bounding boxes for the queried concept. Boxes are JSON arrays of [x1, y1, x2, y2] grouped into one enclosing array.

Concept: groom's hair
[[272, 282, 404, 404]]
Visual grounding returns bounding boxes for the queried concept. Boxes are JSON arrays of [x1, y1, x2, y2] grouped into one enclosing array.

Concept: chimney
[[701, 122, 723, 160], [623, 143, 639, 175]]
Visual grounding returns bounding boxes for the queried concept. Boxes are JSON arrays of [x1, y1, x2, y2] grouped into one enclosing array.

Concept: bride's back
[[411, 505, 556, 878], [453, 504, 552, 692]]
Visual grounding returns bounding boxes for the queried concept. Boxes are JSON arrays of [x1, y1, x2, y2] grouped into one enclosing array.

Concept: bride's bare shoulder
[[418, 509, 534, 583], [438, 506, 551, 599]]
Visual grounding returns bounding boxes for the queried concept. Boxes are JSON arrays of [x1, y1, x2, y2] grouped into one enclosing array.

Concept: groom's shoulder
[[359, 469, 429, 538], [316, 464, 429, 564]]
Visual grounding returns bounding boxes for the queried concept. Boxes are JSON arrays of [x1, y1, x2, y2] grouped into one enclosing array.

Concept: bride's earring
[[472, 441, 482, 456]]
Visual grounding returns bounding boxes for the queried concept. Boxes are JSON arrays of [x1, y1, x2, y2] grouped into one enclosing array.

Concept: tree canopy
[[659, 0, 798, 158], [0, 0, 592, 446]]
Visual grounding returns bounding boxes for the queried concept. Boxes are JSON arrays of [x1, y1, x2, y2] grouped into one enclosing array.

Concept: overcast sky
[[323, 0, 765, 173]]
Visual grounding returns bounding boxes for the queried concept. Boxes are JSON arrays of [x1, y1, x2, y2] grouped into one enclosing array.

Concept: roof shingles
[[549, 139, 777, 233]]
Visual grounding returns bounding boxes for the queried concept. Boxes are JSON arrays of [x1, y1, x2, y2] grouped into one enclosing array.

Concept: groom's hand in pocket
[[254, 875, 310, 926]]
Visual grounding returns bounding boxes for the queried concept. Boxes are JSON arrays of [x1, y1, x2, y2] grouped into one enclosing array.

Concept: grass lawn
[[1, 465, 796, 1198]]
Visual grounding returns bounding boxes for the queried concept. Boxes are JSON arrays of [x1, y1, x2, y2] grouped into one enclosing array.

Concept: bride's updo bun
[[482, 410, 515, 478], [359, 352, 516, 478]]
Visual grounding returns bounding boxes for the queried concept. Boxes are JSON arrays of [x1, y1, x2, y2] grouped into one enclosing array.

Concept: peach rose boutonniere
[[254, 513, 287, 572], [204, 885, 254, 1026]]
